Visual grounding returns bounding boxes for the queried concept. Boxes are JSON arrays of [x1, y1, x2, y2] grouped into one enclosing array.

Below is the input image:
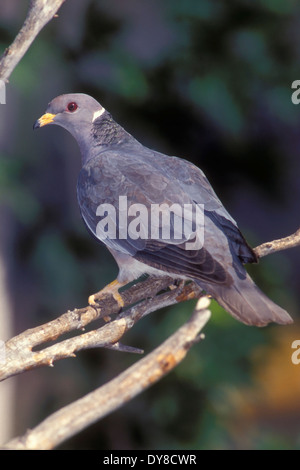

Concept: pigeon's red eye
[[67, 102, 78, 112]]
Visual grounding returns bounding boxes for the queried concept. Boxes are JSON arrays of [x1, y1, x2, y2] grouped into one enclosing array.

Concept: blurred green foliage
[[0, 0, 300, 450]]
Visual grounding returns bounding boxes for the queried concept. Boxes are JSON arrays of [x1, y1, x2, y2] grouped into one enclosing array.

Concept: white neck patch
[[92, 107, 105, 122]]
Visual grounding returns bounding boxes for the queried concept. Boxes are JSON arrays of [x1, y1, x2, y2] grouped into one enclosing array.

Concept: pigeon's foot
[[88, 279, 126, 308]]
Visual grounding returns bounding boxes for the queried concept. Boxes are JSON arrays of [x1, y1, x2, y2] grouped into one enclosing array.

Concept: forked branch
[[2, 297, 211, 450], [3, 224, 298, 450], [1, 0, 299, 453]]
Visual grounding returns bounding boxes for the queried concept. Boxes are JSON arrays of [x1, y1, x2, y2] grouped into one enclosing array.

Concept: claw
[[88, 279, 126, 308]]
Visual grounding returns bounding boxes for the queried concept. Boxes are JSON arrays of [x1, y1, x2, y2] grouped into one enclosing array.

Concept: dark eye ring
[[67, 102, 78, 112]]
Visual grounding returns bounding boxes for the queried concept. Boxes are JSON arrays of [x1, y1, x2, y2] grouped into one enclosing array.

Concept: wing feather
[[77, 148, 253, 287]]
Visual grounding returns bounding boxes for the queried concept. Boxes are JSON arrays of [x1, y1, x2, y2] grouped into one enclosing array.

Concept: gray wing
[[154, 152, 257, 264], [77, 149, 254, 286]]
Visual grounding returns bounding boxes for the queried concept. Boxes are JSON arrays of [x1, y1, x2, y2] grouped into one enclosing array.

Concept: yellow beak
[[34, 113, 56, 129]]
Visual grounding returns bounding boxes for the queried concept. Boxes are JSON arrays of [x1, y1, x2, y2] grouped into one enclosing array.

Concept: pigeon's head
[[34, 93, 135, 164], [34, 93, 106, 135]]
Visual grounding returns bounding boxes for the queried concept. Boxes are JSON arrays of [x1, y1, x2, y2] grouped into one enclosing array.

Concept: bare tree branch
[[0, 229, 298, 448], [1, 297, 211, 450], [0, 0, 65, 83], [254, 227, 300, 258], [1, 229, 299, 383], [0, 277, 201, 381]]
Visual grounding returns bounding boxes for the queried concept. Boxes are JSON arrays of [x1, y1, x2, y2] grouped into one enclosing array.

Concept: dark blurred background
[[0, 0, 300, 450]]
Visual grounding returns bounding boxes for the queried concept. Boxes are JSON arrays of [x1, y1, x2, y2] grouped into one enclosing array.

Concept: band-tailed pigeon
[[34, 93, 293, 326]]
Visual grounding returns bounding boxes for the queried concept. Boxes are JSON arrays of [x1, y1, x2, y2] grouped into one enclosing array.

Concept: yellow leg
[[88, 279, 126, 307]]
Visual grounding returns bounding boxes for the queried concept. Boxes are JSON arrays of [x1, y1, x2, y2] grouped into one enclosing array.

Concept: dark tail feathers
[[198, 274, 293, 326]]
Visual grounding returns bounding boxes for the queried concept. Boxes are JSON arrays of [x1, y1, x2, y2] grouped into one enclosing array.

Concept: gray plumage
[[34, 93, 293, 327]]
